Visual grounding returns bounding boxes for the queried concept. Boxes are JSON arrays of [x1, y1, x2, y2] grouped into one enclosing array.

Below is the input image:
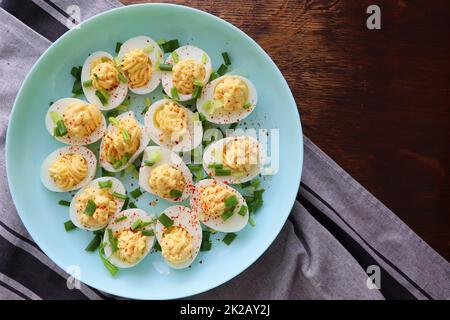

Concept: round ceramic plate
[[5, 4, 303, 299]]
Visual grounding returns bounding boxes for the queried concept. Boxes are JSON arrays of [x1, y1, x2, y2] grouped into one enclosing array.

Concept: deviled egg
[[155, 205, 202, 269], [191, 179, 248, 233], [118, 36, 163, 94], [69, 177, 126, 231], [40, 146, 96, 192], [99, 111, 150, 172], [81, 51, 128, 110], [144, 98, 202, 152], [196, 75, 257, 124], [103, 209, 155, 268], [161, 45, 212, 101], [45, 98, 106, 145], [138, 146, 193, 202], [203, 136, 263, 184]]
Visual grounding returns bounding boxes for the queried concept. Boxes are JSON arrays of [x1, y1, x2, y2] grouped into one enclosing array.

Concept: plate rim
[[5, 3, 303, 299]]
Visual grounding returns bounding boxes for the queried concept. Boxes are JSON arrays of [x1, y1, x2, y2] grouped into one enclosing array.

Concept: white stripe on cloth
[[0, 272, 42, 300]]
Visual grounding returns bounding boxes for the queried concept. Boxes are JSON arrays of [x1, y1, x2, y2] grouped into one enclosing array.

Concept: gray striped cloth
[[0, 0, 449, 300]]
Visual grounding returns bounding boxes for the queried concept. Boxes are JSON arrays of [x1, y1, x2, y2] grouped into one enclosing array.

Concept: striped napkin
[[0, 0, 448, 300]]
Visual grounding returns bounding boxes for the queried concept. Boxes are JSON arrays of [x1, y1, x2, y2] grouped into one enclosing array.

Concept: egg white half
[[103, 209, 155, 268], [161, 45, 212, 101], [69, 177, 126, 231], [155, 205, 202, 269], [81, 51, 128, 110], [196, 74, 257, 124], [144, 98, 202, 152], [99, 111, 150, 173], [190, 179, 248, 233], [138, 146, 193, 202], [118, 36, 163, 94], [40, 146, 97, 192]]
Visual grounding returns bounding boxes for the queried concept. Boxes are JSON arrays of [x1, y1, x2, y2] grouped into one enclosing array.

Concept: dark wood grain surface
[[122, 0, 450, 261]]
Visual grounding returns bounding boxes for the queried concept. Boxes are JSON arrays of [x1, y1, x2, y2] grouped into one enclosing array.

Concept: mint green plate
[[6, 4, 303, 299]]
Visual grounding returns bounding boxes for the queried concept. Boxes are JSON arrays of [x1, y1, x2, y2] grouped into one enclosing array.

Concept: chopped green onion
[[82, 79, 93, 87], [215, 168, 231, 176], [223, 233, 237, 245], [112, 192, 127, 200], [248, 214, 256, 227], [217, 64, 228, 76], [209, 72, 219, 82], [238, 205, 248, 216], [243, 102, 251, 109], [171, 87, 180, 100], [50, 111, 61, 123], [222, 52, 231, 65], [171, 51, 179, 63], [143, 45, 154, 54], [142, 105, 150, 115], [114, 215, 127, 223], [115, 42, 122, 54], [112, 161, 122, 169], [157, 38, 166, 46], [221, 207, 235, 221], [113, 56, 120, 66], [122, 196, 129, 210], [98, 180, 112, 189], [200, 240, 212, 251], [84, 200, 97, 216], [58, 200, 71, 207], [208, 163, 223, 169], [202, 230, 211, 241], [102, 168, 115, 177], [159, 63, 173, 71], [203, 101, 212, 112], [131, 219, 143, 231], [193, 79, 204, 87], [155, 59, 160, 71], [158, 213, 174, 228], [160, 39, 179, 53], [120, 153, 130, 165], [128, 202, 137, 209], [141, 229, 155, 237], [85, 234, 101, 252], [192, 85, 202, 99], [188, 164, 202, 171], [201, 53, 207, 64], [251, 178, 260, 188], [55, 120, 68, 136], [70, 66, 82, 80], [64, 220, 77, 231], [118, 72, 127, 83], [108, 117, 120, 127], [99, 243, 118, 276], [130, 188, 142, 199], [144, 160, 156, 167], [199, 112, 207, 122], [72, 80, 82, 95], [169, 189, 183, 199], [229, 123, 238, 130], [153, 240, 161, 251], [94, 228, 105, 236], [144, 97, 152, 107], [95, 90, 109, 105], [122, 129, 130, 142]]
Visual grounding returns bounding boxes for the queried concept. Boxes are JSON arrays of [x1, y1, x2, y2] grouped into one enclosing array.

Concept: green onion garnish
[[160, 39, 180, 53], [50, 112, 62, 124], [238, 205, 248, 216], [64, 220, 77, 232], [169, 189, 183, 198], [171, 51, 179, 63], [98, 180, 112, 189], [118, 72, 127, 83], [221, 52, 231, 65], [112, 161, 122, 170], [130, 188, 142, 199], [85, 234, 101, 252], [108, 117, 120, 127], [122, 196, 129, 210], [131, 219, 143, 231], [153, 240, 162, 251], [201, 53, 207, 64], [70, 66, 82, 79], [56, 120, 68, 136], [209, 72, 219, 82], [159, 63, 173, 71], [193, 79, 204, 87], [203, 100, 212, 112], [108, 228, 118, 253], [58, 200, 70, 207], [72, 80, 82, 96], [144, 97, 152, 107], [141, 229, 155, 237], [171, 87, 180, 100], [128, 202, 137, 209], [215, 168, 231, 176], [192, 85, 202, 99], [82, 79, 93, 87], [155, 59, 161, 71], [99, 244, 119, 276], [251, 178, 260, 188], [84, 200, 97, 216], [144, 160, 156, 167], [221, 208, 235, 221], [217, 64, 228, 76], [223, 233, 237, 245], [188, 164, 202, 171], [248, 214, 256, 227], [143, 45, 154, 54], [158, 213, 174, 228], [113, 56, 120, 66], [157, 38, 166, 46], [112, 192, 127, 200], [95, 90, 109, 105], [114, 216, 127, 223], [199, 112, 206, 122], [115, 42, 122, 54], [122, 129, 130, 142], [200, 240, 212, 251], [208, 163, 223, 169], [243, 102, 251, 109], [102, 168, 115, 177], [202, 230, 211, 241], [229, 123, 238, 130]]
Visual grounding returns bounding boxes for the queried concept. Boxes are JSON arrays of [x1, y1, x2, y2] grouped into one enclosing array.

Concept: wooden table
[[122, 0, 450, 261]]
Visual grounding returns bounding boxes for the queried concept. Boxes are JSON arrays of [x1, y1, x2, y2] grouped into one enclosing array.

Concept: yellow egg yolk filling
[[61, 101, 102, 138], [161, 226, 193, 266], [121, 49, 152, 88], [48, 153, 87, 190], [199, 184, 234, 218], [90, 58, 120, 91], [102, 116, 141, 165], [172, 59, 205, 95], [213, 76, 249, 111], [153, 101, 188, 138], [76, 187, 116, 228], [223, 138, 259, 173], [148, 164, 186, 199], [114, 229, 147, 264]]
